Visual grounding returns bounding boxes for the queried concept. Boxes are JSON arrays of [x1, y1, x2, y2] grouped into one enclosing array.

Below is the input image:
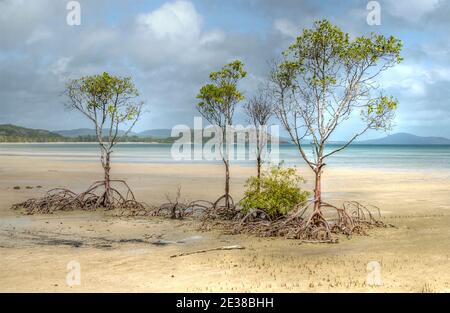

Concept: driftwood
[[170, 245, 245, 258], [299, 239, 338, 244]]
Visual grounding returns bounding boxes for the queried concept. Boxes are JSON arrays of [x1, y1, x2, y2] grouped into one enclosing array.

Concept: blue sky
[[0, 0, 449, 140]]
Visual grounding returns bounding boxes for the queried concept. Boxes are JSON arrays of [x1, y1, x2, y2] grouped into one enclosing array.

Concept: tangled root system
[[225, 200, 393, 242], [13, 183, 391, 243], [12, 180, 146, 214]]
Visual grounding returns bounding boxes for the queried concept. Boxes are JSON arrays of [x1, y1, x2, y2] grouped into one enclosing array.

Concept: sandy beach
[[0, 155, 449, 292]]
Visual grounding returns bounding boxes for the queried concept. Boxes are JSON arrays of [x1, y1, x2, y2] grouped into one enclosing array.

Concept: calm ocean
[[1, 143, 449, 170]]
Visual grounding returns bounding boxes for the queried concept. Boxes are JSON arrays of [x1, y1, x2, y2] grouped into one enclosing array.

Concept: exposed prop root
[[122, 191, 240, 226], [152, 191, 391, 242], [118, 186, 216, 219], [13, 182, 391, 243], [124, 190, 241, 222], [158, 187, 216, 219], [211, 200, 393, 242], [12, 180, 146, 214], [202, 194, 239, 220]]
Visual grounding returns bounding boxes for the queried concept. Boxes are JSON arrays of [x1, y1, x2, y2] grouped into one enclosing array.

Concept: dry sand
[[0, 155, 449, 292]]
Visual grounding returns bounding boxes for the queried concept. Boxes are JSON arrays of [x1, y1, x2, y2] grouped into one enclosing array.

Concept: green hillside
[[0, 124, 66, 142], [0, 124, 176, 143]]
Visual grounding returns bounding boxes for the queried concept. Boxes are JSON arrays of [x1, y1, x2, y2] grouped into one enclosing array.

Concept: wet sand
[[0, 156, 449, 292]]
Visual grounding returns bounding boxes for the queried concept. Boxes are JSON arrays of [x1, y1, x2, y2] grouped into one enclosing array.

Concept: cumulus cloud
[[137, 0, 202, 40], [131, 0, 226, 68], [384, 0, 442, 22]]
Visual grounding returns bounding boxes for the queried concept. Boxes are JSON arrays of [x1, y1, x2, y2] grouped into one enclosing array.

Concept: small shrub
[[240, 165, 310, 218]]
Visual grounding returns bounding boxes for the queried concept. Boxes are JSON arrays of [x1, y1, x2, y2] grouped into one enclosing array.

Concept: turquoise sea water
[[1, 143, 449, 170]]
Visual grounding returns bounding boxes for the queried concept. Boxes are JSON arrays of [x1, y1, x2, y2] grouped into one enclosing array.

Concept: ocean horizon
[[1, 143, 449, 170]]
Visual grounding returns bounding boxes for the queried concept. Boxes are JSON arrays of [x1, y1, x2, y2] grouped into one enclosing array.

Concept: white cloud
[[137, 0, 202, 40], [382, 64, 428, 96], [273, 18, 298, 38], [384, 0, 443, 22], [132, 0, 226, 67], [381, 63, 450, 98]]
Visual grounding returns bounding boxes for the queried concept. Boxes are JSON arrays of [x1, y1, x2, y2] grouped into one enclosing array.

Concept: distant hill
[[3, 125, 449, 145], [276, 133, 450, 145], [2, 125, 290, 144], [0, 124, 65, 142], [137, 129, 172, 138], [0, 125, 173, 143], [356, 133, 450, 145], [55, 128, 172, 138]]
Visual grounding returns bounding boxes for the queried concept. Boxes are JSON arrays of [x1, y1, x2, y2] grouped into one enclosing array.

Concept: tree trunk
[[256, 129, 261, 181], [313, 167, 322, 212], [256, 156, 261, 180], [256, 155, 261, 193], [224, 160, 230, 209], [103, 151, 112, 207]]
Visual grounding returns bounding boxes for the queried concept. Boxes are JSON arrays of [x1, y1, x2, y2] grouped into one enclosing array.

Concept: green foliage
[[65, 72, 144, 148], [278, 19, 403, 132], [240, 165, 310, 218], [78, 72, 139, 105], [197, 60, 246, 126], [365, 96, 398, 129], [285, 19, 402, 68], [69, 72, 141, 122]]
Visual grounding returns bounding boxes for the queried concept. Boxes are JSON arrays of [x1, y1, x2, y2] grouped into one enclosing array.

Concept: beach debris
[[299, 239, 338, 244], [13, 186, 20, 190], [170, 245, 245, 258]]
